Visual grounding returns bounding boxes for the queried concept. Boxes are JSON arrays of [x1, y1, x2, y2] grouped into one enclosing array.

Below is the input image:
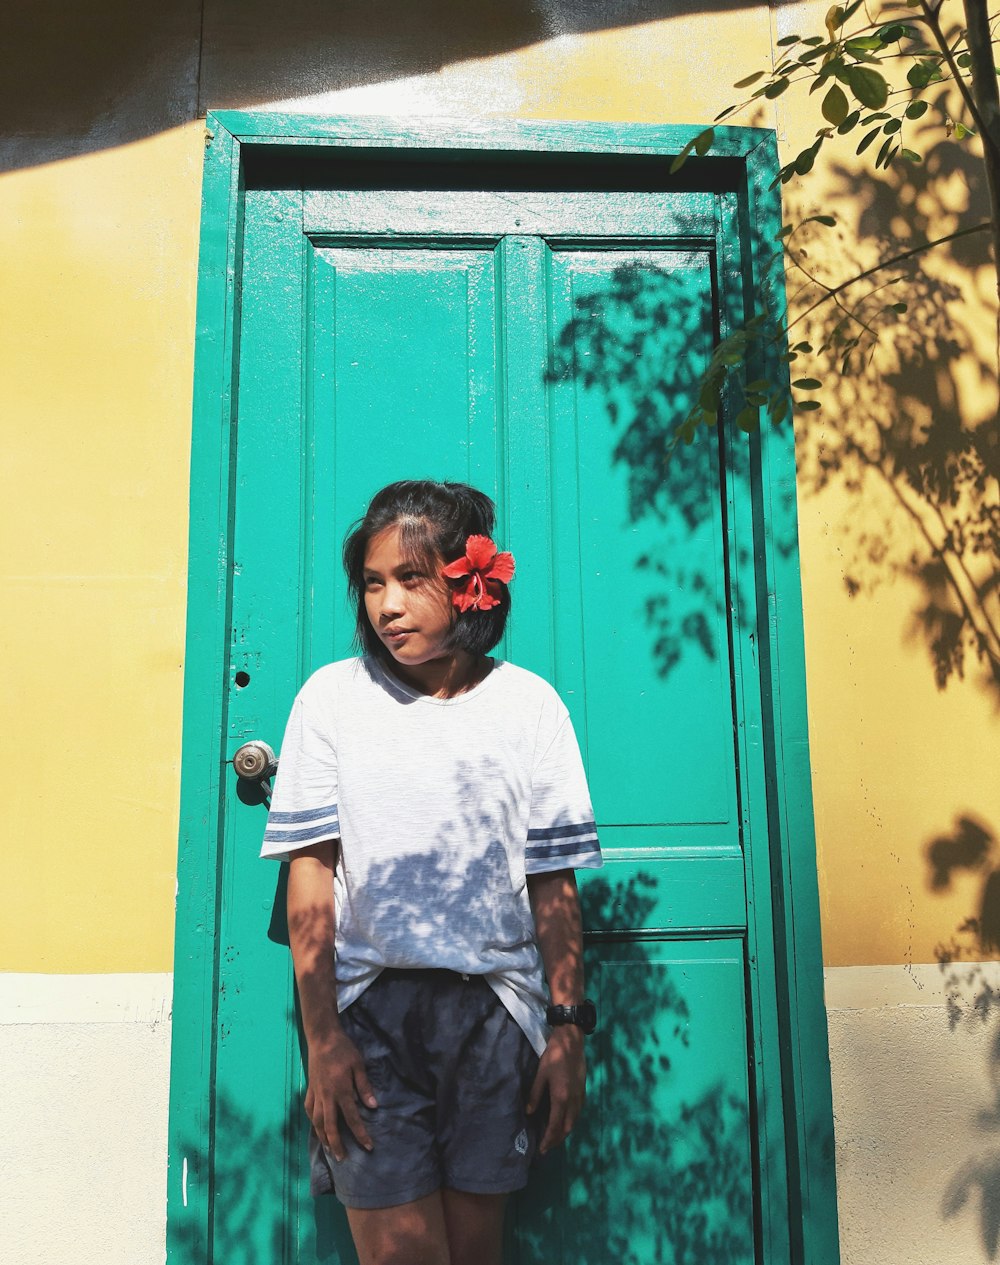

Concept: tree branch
[[929, 2, 1000, 157], [788, 220, 991, 329], [960, 0, 1000, 348]]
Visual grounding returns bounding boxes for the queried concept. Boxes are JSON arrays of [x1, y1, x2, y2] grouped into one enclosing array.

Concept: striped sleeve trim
[[525, 823, 601, 873], [527, 820, 598, 842], [266, 804, 339, 825], [263, 808, 340, 846]]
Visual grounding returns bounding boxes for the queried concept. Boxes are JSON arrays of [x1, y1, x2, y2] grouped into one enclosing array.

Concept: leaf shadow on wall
[[546, 131, 998, 700], [791, 130, 999, 703], [925, 813, 1000, 1257]]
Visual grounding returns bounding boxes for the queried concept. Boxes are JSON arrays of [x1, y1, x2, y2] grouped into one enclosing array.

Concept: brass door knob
[[232, 740, 278, 781]]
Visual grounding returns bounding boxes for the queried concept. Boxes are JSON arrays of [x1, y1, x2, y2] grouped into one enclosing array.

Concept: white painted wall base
[[3, 966, 998, 1264], [1, 975, 172, 1265], [826, 962, 1000, 1265]]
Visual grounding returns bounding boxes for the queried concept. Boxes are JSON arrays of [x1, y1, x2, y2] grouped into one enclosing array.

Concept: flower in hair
[[441, 535, 516, 612]]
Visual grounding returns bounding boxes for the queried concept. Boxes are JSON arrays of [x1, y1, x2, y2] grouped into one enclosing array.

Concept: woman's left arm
[[526, 868, 587, 1154]]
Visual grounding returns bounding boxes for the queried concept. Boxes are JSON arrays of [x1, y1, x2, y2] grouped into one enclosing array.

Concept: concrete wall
[[3, 2, 998, 1261]]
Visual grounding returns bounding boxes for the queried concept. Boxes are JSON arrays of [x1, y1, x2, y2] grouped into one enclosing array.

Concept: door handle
[[232, 741, 278, 798]]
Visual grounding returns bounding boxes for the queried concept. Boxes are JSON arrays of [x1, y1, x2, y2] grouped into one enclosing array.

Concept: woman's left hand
[[527, 1025, 586, 1154]]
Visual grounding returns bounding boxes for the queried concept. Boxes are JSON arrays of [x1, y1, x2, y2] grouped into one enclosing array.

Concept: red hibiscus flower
[[441, 534, 516, 612]]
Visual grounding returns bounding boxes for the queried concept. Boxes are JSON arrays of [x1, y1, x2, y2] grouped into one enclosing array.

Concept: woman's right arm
[[287, 841, 377, 1158]]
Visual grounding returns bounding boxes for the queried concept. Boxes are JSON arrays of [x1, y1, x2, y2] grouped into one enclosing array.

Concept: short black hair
[[343, 480, 512, 664]]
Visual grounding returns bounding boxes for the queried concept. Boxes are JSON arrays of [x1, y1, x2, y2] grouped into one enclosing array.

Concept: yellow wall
[[1, 130, 202, 971], [2, 1, 997, 975]]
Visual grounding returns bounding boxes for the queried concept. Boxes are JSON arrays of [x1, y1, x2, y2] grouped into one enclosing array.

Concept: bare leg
[[441, 1189, 507, 1265], [346, 1192, 451, 1265]]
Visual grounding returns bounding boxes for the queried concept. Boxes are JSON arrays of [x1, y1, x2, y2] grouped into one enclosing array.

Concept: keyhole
[[235, 671, 251, 688]]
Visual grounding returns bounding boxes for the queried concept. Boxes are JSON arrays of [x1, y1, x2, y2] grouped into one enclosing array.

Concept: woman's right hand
[[306, 1027, 378, 1160]]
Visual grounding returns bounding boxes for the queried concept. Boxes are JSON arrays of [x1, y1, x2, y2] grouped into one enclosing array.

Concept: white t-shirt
[[261, 656, 602, 1053]]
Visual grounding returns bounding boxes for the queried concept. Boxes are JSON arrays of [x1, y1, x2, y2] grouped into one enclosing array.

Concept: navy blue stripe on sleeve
[[525, 836, 599, 862], [526, 820, 598, 842], [266, 804, 339, 824], [263, 821, 340, 844]]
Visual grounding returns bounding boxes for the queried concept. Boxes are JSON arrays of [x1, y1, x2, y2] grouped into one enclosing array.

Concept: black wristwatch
[[546, 998, 597, 1035]]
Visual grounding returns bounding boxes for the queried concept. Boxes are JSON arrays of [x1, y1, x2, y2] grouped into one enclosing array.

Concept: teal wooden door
[[170, 133, 835, 1265]]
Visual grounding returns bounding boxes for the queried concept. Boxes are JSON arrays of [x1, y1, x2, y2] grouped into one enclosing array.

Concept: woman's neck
[[386, 651, 490, 699]]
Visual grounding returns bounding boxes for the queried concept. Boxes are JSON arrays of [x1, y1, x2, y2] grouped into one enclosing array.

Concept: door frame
[[167, 112, 839, 1264]]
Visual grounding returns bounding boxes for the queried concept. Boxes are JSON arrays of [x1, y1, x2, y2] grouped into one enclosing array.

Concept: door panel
[[211, 177, 773, 1264], [545, 247, 735, 834], [307, 243, 501, 660]]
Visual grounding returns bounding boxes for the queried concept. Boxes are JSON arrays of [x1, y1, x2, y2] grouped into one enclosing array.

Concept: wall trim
[[0, 972, 173, 1024]]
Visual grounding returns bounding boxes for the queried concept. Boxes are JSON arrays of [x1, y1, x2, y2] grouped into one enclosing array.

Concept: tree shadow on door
[[192, 759, 757, 1263], [508, 873, 755, 1265], [547, 257, 798, 684]]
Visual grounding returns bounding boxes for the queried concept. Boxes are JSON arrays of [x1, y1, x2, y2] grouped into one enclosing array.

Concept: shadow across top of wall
[[4, 0, 754, 172]]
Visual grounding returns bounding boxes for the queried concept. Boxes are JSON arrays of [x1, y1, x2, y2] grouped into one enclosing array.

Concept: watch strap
[[545, 998, 597, 1034]]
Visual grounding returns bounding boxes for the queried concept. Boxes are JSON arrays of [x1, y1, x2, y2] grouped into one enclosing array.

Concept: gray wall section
[[4, 0, 757, 169]]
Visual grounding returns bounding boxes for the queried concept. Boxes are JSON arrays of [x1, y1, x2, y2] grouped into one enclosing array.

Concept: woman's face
[[363, 525, 456, 673]]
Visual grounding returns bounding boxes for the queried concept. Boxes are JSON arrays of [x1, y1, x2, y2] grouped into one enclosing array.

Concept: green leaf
[[734, 70, 766, 88], [792, 342, 814, 353], [694, 127, 715, 156], [900, 147, 922, 162], [847, 65, 889, 109], [816, 54, 846, 83], [877, 23, 914, 43], [669, 138, 696, 174], [837, 109, 861, 134], [777, 223, 795, 239], [792, 377, 823, 389], [908, 61, 943, 89], [822, 83, 850, 126], [861, 112, 890, 125], [736, 407, 759, 434], [882, 118, 901, 135], [797, 399, 822, 411], [875, 136, 898, 168], [856, 126, 882, 155], [802, 35, 826, 46], [771, 394, 790, 424], [890, 302, 908, 313], [904, 99, 929, 119], [776, 34, 800, 46], [795, 146, 817, 175], [845, 36, 885, 52], [746, 379, 772, 392], [764, 77, 791, 99], [957, 52, 972, 69]]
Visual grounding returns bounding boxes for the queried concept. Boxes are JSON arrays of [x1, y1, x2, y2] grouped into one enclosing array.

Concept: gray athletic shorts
[[309, 968, 540, 1209]]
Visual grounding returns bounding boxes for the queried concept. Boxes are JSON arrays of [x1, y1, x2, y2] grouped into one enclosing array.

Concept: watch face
[[547, 1000, 598, 1034]]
